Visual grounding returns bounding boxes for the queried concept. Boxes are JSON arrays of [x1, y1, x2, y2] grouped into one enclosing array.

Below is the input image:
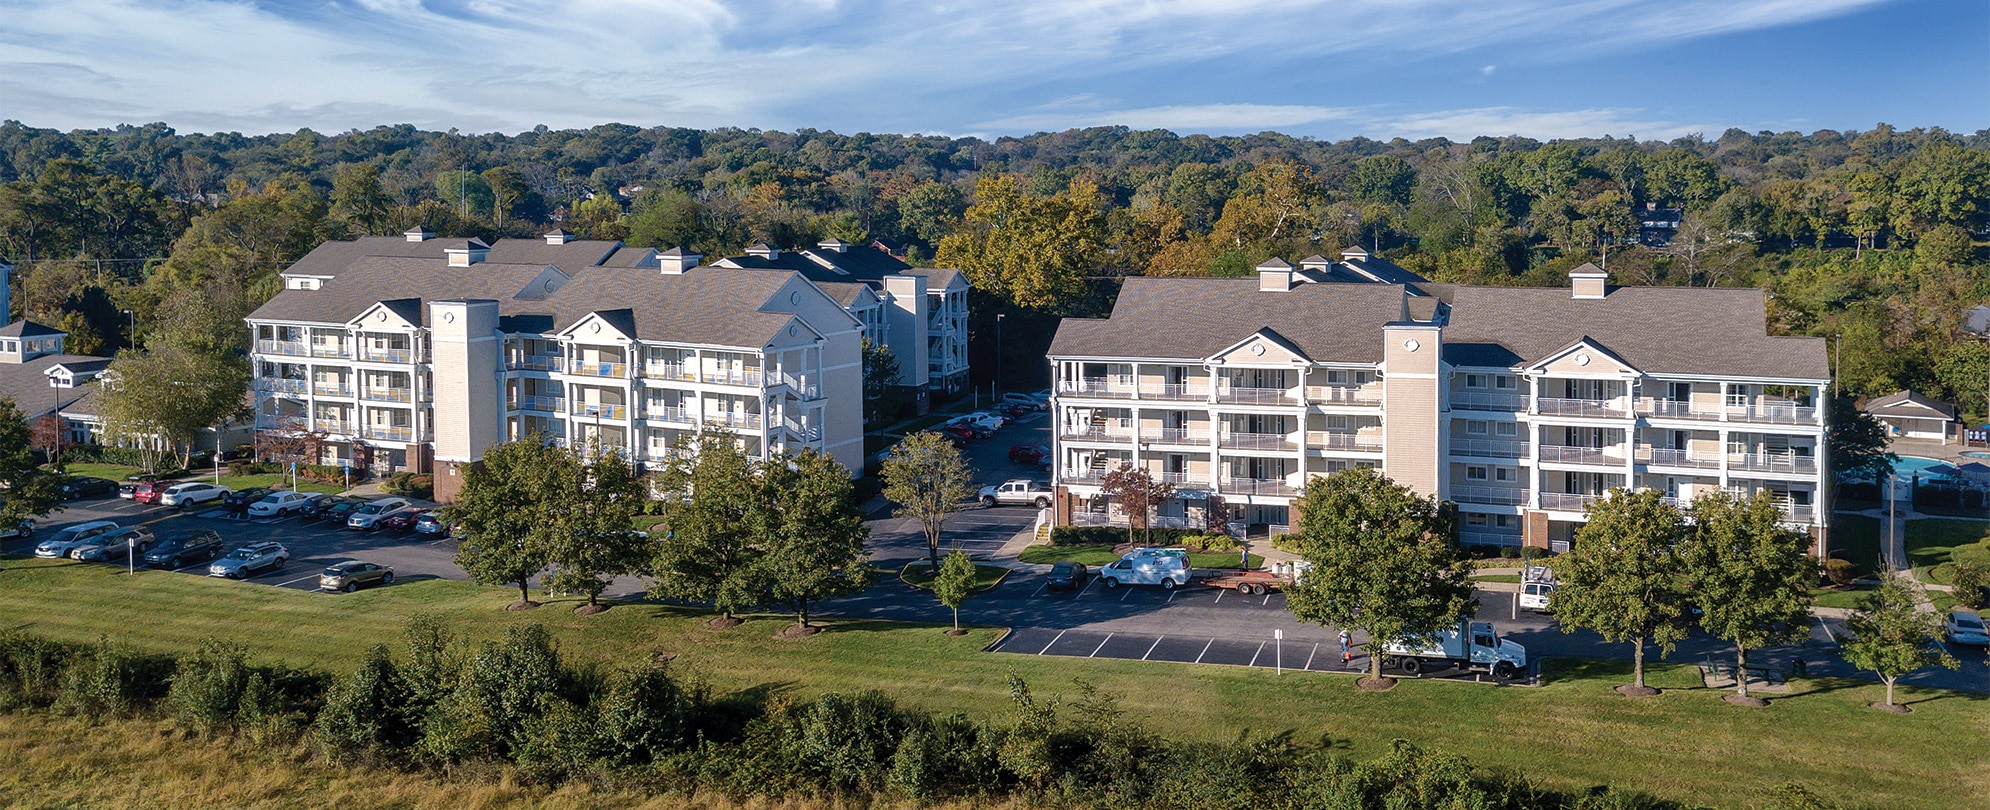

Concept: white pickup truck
[[978, 479, 1052, 507]]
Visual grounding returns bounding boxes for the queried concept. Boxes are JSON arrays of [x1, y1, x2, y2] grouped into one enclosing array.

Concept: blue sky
[[1, 0, 1983, 139]]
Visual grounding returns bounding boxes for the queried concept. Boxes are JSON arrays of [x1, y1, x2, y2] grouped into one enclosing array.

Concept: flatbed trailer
[[1196, 570, 1293, 596]]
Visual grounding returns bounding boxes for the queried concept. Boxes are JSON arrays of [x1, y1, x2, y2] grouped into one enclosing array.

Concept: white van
[[1097, 547, 1192, 590]]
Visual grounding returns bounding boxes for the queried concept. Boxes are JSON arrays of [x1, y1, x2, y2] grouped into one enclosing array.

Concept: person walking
[[1338, 630, 1353, 665]]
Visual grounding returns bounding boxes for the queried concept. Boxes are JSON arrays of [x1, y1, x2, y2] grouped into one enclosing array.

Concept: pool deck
[[1886, 437, 1988, 465]]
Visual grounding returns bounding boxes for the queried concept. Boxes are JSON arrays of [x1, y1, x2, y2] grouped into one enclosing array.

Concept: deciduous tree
[[0, 397, 61, 535], [453, 436, 567, 609], [1551, 490, 1693, 694], [647, 433, 764, 624], [935, 175, 1105, 311], [881, 431, 976, 575], [1680, 491, 1816, 705], [1840, 572, 1957, 711], [543, 442, 648, 613], [756, 449, 873, 631], [1098, 463, 1175, 545], [932, 548, 977, 634]]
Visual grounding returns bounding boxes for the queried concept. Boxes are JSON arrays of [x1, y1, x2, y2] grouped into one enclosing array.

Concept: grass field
[[51, 464, 345, 496], [1903, 518, 1990, 585], [1017, 543, 1262, 570], [1809, 584, 1876, 610], [0, 554, 1981, 809], [899, 561, 1009, 591]]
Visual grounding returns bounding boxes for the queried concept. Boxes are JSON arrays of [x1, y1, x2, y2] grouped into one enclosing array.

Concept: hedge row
[[1049, 526, 1240, 549], [0, 621, 1823, 809]]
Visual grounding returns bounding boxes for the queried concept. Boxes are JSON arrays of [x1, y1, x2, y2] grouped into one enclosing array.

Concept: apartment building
[[1046, 256, 1832, 553], [713, 240, 970, 406], [247, 229, 865, 501]]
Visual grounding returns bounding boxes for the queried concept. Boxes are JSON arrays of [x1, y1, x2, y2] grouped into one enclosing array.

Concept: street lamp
[[122, 309, 135, 347], [995, 313, 1005, 399], [46, 377, 60, 468]]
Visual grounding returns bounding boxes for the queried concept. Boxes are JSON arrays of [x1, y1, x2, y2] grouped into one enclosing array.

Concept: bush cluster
[[1051, 526, 1216, 547], [381, 471, 434, 500], [1912, 485, 1986, 511], [0, 620, 1845, 809], [62, 444, 184, 473]]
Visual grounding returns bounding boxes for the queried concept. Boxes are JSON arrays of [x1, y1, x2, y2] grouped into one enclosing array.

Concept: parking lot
[[9, 493, 461, 593]]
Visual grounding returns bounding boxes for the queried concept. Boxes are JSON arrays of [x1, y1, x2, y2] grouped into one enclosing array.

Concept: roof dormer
[[442, 238, 491, 267], [404, 226, 434, 242], [746, 243, 780, 260], [1256, 258, 1296, 292], [544, 228, 576, 245]]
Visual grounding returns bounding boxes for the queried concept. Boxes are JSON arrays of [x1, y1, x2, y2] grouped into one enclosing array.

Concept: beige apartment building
[[247, 229, 865, 501], [1046, 256, 1832, 553]]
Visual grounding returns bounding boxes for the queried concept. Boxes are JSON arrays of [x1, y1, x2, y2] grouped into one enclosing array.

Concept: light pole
[[122, 309, 135, 347], [994, 313, 1005, 399], [46, 377, 60, 468]]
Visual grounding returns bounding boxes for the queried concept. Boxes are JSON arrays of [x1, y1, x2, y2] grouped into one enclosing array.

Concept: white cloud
[[974, 104, 1359, 134], [1374, 106, 1717, 141], [1481, 65, 1497, 76]]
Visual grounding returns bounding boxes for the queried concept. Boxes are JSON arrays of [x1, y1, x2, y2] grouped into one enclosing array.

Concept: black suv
[[144, 530, 225, 569], [221, 487, 274, 514], [60, 476, 118, 500], [300, 496, 360, 522]]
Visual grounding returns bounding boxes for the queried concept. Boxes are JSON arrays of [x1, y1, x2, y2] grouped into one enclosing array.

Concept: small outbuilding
[[1862, 390, 1957, 444]]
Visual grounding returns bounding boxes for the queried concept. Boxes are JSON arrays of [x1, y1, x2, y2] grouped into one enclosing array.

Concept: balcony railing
[[1220, 477, 1300, 497], [702, 369, 765, 387], [783, 418, 823, 442], [643, 363, 696, 381], [362, 387, 413, 403], [1538, 445, 1625, 466], [364, 425, 414, 442], [1217, 386, 1299, 406], [1061, 471, 1108, 486], [1639, 448, 1720, 469], [1539, 492, 1604, 512], [648, 406, 694, 424], [570, 361, 628, 378], [255, 378, 308, 395], [1636, 398, 1719, 421], [1459, 530, 1523, 548], [1311, 432, 1384, 452], [1144, 428, 1210, 445], [313, 420, 355, 436], [1454, 485, 1528, 506], [1137, 383, 1211, 400], [704, 412, 763, 430], [1221, 432, 1296, 452], [361, 347, 413, 363], [1062, 427, 1134, 443], [575, 403, 629, 421], [1727, 453, 1818, 475], [777, 373, 821, 400], [255, 340, 308, 357], [1058, 378, 1136, 399], [1155, 471, 1201, 485], [509, 355, 565, 372], [1307, 386, 1384, 405], [310, 343, 351, 359], [1536, 398, 1630, 418], [512, 395, 565, 413], [1725, 402, 1819, 425], [1449, 438, 1527, 458], [313, 382, 352, 398], [1452, 391, 1528, 411]]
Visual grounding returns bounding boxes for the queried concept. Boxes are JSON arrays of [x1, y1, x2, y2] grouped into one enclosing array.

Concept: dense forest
[[0, 120, 1985, 422]]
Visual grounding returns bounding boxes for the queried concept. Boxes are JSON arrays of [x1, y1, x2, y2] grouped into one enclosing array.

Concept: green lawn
[[1469, 573, 1521, 584], [211, 473, 346, 495], [898, 561, 1008, 591], [1018, 543, 1262, 570], [56, 462, 147, 482], [1903, 518, 1990, 585], [1826, 514, 1884, 577], [1809, 585, 1876, 610], [49, 464, 343, 496], [0, 554, 1979, 808]]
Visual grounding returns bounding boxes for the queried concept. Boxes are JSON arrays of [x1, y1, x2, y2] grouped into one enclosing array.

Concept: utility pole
[[994, 313, 1005, 398]]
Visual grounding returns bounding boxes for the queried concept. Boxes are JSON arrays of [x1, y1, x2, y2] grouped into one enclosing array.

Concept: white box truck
[[1098, 547, 1192, 590], [1381, 619, 1527, 681]]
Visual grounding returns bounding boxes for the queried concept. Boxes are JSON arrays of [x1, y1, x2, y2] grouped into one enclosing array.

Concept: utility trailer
[[1197, 561, 1309, 595]]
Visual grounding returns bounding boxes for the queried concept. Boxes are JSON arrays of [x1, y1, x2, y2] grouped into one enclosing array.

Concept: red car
[[937, 423, 976, 442], [379, 508, 426, 534], [131, 481, 168, 504], [1008, 443, 1048, 464]]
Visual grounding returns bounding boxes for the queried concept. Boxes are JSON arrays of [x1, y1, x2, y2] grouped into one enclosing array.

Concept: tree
[[543, 441, 648, 613], [648, 432, 765, 624], [453, 436, 567, 609], [881, 431, 977, 575], [329, 163, 394, 236], [0, 397, 61, 535], [1098, 463, 1175, 545], [1826, 394, 1895, 487], [434, 170, 494, 221], [1841, 571, 1958, 711], [1550, 490, 1693, 694], [29, 414, 63, 469], [1680, 491, 1816, 706], [481, 166, 530, 228], [933, 548, 977, 634], [96, 339, 248, 471], [860, 337, 901, 423], [1283, 467, 1474, 688], [935, 175, 1106, 311], [756, 449, 874, 631]]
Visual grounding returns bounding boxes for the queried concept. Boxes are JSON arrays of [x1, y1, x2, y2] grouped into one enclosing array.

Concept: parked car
[[346, 497, 413, 531], [304, 496, 364, 523], [59, 476, 118, 500], [1008, 443, 1049, 465], [994, 402, 1034, 420], [379, 507, 425, 533], [118, 474, 159, 500], [945, 420, 994, 440], [160, 482, 230, 507], [208, 542, 289, 579], [935, 423, 975, 443], [318, 560, 395, 593], [411, 509, 448, 537], [1945, 611, 1989, 646], [1045, 561, 1088, 591], [144, 530, 225, 568], [34, 521, 120, 558], [130, 481, 168, 504], [979, 479, 1052, 508], [246, 491, 318, 518], [0, 518, 33, 540], [960, 411, 1008, 431], [70, 526, 156, 562], [1000, 392, 1046, 411], [221, 487, 275, 513]]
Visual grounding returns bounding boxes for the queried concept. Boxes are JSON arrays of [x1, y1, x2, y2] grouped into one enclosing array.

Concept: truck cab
[[1383, 620, 1527, 680]]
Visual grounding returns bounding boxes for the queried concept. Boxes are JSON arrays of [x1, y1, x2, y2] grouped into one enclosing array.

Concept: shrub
[[227, 459, 255, 477], [790, 690, 905, 795], [1050, 526, 1207, 547], [382, 471, 434, 499], [57, 636, 169, 717], [516, 699, 605, 784], [465, 624, 565, 756], [1189, 533, 1243, 552], [168, 638, 251, 737], [236, 670, 308, 746], [599, 663, 698, 767], [1821, 558, 1858, 586], [1950, 561, 1989, 610], [887, 713, 1003, 801], [313, 644, 415, 763], [0, 631, 74, 711]]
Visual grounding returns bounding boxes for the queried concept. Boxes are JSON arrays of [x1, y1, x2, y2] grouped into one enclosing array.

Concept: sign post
[[1274, 628, 1283, 676]]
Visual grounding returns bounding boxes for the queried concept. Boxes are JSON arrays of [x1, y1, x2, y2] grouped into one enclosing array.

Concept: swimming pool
[[1963, 451, 1990, 460], [1895, 456, 1953, 476]]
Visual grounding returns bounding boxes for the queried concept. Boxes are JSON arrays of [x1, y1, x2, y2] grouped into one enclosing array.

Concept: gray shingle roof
[[1048, 278, 1411, 362], [0, 320, 67, 338], [280, 236, 627, 278], [1863, 390, 1957, 420], [1440, 285, 1829, 380], [0, 353, 105, 418]]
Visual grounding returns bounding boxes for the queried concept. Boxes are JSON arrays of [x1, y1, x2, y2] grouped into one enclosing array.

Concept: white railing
[[1538, 445, 1624, 466], [1058, 378, 1137, 399], [1449, 438, 1527, 458], [256, 378, 308, 395], [1452, 391, 1528, 411], [1155, 471, 1201, 485], [365, 425, 413, 442], [1639, 448, 1720, 469], [1727, 453, 1818, 475], [1453, 486, 1528, 506], [1062, 427, 1135, 443], [363, 387, 413, 403], [1459, 530, 1523, 548], [1222, 432, 1296, 451], [362, 347, 413, 363], [571, 361, 628, 378], [1311, 432, 1383, 452], [1308, 386, 1385, 405], [575, 403, 628, 420], [643, 363, 695, 381], [510, 355, 565, 372], [704, 368, 765, 387], [310, 343, 351, 359], [1536, 398, 1630, 418], [1221, 477, 1299, 496], [314, 420, 355, 436], [513, 395, 565, 413], [313, 382, 352, 398], [649, 406, 693, 424], [1218, 386, 1299, 406], [1138, 383, 1210, 400], [704, 412, 763, 430], [1636, 398, 1719, 421], [255, 340, 308, 357], [1725, 402, 1819, 425], [1145, 428, 1210, 445], [1539, 492, 1603, 512], [778, 373, 821, 399]]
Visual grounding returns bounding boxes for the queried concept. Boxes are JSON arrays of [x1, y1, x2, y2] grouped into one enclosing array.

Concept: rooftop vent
[[746, 243, 780, 260], [1570, 263, 1608, 299], [816, 238, 852, 254], [658, 246, 701, 275], [1339, 245, 1369, 261], [404, 226, 435, 242], [1256, 258, 1296, 293], [544, 228, 575, 245]]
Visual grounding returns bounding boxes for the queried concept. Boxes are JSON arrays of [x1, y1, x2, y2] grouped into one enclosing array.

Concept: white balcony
[[510, 355, 565, 373], [364, 425, 414, 442], [1310, 432, 1383, 452], [310, 343, 352, 359], [1637, 447, 1720, 469], [703, 412, 763, 430], [255, 340, 308, 357], [1144, 428, 1211, 445], [362, 387, 413, 404], [1057, 378, 1137, 399], [1449, 438, 1528, 458], [1308, 386, 1384, 406], [1452, 391, 1529, 411], [1217, 386, 1299, 407], [361, 347, 412, 364], [1222, 432, 1297, 452], [1636, 398, 1720, 421], [313, 382, 352, 398], [1727, 453, 1819, 475], [1536, 398, 1630, 418], [1221, 477, 1300, 497], [255, 378, 308, 395], [1453, 485, 1528, 506], [702, 368, 766, 387], [648, 406, 694, 425], [574, 403, 628, 421], [1538, 445, 1627, 466], [314, 420, 355, 436], [1459, 530, 1523, 548], [1725, 401, 1819, 425], [1137, 383, 1211, 401], [1539, 492, 1604, 512], [513, 395, 565, 413], [570, 361, 628, 379], [1062, 427, 1135, 443], [643, 363, 695, 382]]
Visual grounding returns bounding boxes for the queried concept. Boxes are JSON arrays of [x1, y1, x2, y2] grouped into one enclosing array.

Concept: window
[[1494, 467, 1516, 482], [1466, 514, 1490, 527], [1494, 515, 1519, 529], [1494, 376, 1517, 390], [1493, 422, 1519, 437], [1466, 420, 1489, 435], [1466, 374, 1487, 389], [1466, 466, 1489, 481]]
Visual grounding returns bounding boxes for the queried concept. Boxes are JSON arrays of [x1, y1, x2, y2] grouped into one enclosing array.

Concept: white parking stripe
[[1142, 636, 1163, 660], [1088, 634, 1113, 658], [1075, 578, 1097, 599], [274, 573, 319, 588], [1213, 589, 1223, 604], [1247, 641, 1266, 667], [1303, 643, 1318, 670], [1120, 586, 1134, 602], [1193, 638, 1214, 664], [1815, 616, 1835, 643], [1030, 583, 1046, 598], [1037, 630, 1066, 655]]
